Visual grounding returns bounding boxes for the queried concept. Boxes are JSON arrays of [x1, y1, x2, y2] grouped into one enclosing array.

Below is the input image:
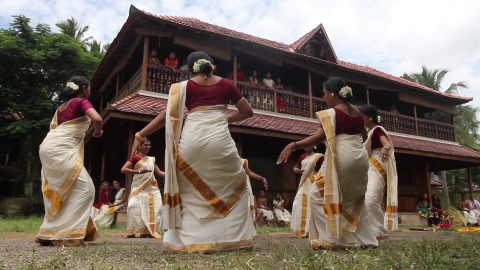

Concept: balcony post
[[414, 105, 419, 136], [233, 55, 237, 87], [308, 72, 313, 118], [141, 37, 149, 91], [366, 88, 370, 104], [273, 91, 278, 113], [425, 159, 432, 208], [468, 167, 475, 201]]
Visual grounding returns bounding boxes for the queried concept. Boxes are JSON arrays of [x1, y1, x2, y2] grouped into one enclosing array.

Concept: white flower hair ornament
[[66, 82, 79, 91], [192, 59, 214, 73], [339, 86, 353, 98]]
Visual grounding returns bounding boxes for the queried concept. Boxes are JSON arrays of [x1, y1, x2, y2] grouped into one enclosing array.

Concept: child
[[149, 49, 161, 65], [164, 52, 178, 69]]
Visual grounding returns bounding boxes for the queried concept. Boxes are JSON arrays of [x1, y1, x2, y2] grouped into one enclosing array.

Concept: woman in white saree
[[121, 137, 164, 238], [278, 77, 378, 249], [290, 147, 324, 237], [36, 76, 103, 247], [131, 51, 256, 252], [360, 104, 398, 240], [93, 180, 126, 228]]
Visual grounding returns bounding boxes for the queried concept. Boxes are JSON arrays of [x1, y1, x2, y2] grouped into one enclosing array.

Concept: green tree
[[55, 17, 92, 48], [0, 15, 102, 200]]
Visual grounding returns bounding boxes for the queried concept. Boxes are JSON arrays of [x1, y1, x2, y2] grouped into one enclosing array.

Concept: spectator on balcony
[[277, 77, 378, 249], [262, 72, 274, 90], [274, 77, 284, 90], [132, 51, 255, 252], [249, 70, 259, 87], [164, 52, 179, 70], [360, 104, 398, 239], [227, 63, 246, 82], [149, 49, 161, 65]]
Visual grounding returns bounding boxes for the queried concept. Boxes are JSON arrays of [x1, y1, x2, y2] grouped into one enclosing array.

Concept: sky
[[2, 0, 480, 108]]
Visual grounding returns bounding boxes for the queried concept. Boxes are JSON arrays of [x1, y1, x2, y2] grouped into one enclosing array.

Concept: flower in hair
[[66, 81, 79, 91], [339, 86, 352, 98], [377, 115, 381, 123], [193, 59, 214, 73]]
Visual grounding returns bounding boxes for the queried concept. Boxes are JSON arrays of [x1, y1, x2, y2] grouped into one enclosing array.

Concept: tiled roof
[[110, 93, 480, 161], [132, 6, 471, 103]]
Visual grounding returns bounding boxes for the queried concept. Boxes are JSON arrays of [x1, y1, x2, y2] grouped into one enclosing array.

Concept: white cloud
[[1, 0, 479, 108]]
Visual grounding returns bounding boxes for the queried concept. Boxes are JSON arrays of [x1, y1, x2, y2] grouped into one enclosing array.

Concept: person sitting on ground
[[459, 193, 478, 226], [164, 52, 179, 69], [149, 49, 161, 65], [272, 193, 291, 226], [92, 180, 126, 228], [262, 72, 274, 90], [416, 193, 437, 226], [255, 190, 274, 226], [93, 180, 111, 209], [249, 70, 259, 87], [469, 197, 480, 225]]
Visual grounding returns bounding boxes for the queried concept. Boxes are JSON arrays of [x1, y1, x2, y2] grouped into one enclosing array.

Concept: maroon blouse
[[185, 79, 243, 110], [371, 128, 387, 150], [57, 98, 93, 125]]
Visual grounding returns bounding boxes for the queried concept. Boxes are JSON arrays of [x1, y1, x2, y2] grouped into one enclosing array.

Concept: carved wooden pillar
[[414, 105, 419, 136], [425, 159, 432, 208], [233, 55, 238, 86], [308, 72, 313, 118], [141, 37, 149, 90], [125, 121, 135, 203], [468, 167, 474, 201]]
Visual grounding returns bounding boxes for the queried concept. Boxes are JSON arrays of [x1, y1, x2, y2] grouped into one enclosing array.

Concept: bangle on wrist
[[382, 147, 390, 151], [135, 132, 145, 143]]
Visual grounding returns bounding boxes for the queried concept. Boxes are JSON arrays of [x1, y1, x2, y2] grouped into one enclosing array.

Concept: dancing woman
[[131, 51, 256, 252], [290, 147, 324, 237], [36, 76, 102, 247], [360, 104, 398, 240], [121, 137, 164, 238], [277, 77, 378, 249]]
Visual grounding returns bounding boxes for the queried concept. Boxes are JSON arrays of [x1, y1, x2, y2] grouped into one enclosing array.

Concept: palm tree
[[55, 17, 92, 47]]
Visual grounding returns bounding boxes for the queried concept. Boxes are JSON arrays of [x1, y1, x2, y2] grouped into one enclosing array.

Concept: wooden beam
[[98, 35, 143, 95], [174, 31, 231, 61], [468, 167, 474, 201], [308, 72, 313, 118], [425, 159, 432, 208], [234, 46, 284, 66], [395, 148, 480, 164], [399, 91, 456, 115], [414, 105, 419, 136], [135, 26, 174, 38], [141, 37, 149, 91], [125, 121, 135, 204]]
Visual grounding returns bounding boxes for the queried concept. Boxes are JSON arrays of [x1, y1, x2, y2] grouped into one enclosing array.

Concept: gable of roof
[[289, 24, 337, 62]]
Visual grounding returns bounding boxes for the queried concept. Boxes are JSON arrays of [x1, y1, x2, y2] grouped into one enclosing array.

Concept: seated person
[[249, 70, 259, 87], [272, 193, 291, 226], [93, 180, 111, 209], [274, 77, 286, 113], [149, 49, 161, 65], [470, 198, 480, 225], [255, 190, 274, 226], [93, 180, 126, 228], [262, 72, 274, 89], [416, 193, 437, 226], [164, 52, 178, 69], [459, 193, 479, 226]]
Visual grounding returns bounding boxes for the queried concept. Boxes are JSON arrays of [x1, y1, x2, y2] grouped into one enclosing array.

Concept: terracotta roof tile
[[110, 93, 480, 160]]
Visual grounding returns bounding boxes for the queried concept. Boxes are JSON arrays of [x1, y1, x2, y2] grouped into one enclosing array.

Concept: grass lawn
[[1, 216, 480, 269]]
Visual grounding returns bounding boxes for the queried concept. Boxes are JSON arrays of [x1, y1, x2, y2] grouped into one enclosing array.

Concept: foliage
[[55, 16, 92, 48]]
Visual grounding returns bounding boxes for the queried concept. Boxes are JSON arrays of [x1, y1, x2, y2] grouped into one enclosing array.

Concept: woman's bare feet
[[34, 238, 53, 246], [52, 239, 86, 247]]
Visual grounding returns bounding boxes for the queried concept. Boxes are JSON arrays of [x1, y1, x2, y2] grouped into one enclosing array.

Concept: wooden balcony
[[113, 64, 456, 142]]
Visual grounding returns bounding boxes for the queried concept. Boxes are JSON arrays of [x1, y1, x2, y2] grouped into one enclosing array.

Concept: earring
[[331, 93, 334, 97]]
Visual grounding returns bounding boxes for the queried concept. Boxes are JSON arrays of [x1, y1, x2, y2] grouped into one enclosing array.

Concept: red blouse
[[371, 128, 387, 150], [333, 108, 364, 135], [57, 98, 93, 125], [127, 155, 142, 166], [295, 153, 324, 171], [185, 79, 243, 110], [165, 57, 178, 67]]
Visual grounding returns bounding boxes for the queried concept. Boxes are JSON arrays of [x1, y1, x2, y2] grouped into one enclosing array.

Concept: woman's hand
[[260, 177, 268, 190], [277, 143, 295, 164], [380, 147, 390, 163], [93, 130, 103, 138], [294, 167, 303, 174]]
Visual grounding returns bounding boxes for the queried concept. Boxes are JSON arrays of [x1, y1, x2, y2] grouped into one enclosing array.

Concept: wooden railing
[[113, 65, 456, 142]]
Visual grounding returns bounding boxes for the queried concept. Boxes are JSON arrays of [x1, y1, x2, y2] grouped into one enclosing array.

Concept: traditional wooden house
[[86, 5, 480, 224]]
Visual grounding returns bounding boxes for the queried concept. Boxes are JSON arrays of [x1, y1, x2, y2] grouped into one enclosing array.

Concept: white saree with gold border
[[162, 81, 256, 252], [290, 153, 323, 237], [93, 188, 125, 228], [36, 113, 97, 241], [127, 156, 162, 238], [309, 108, 378, 248], [364, 126, 398, 238]]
